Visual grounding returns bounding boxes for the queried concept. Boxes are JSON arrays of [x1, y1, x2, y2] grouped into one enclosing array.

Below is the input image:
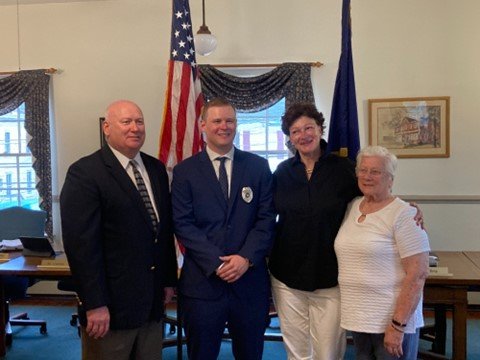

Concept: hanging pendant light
[[194, 0, 217, 56]]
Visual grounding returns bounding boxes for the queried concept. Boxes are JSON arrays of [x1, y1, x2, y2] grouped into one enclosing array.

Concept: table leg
[[451, 291, 468, 360], [432, 304, 447, 354], [0, 276, 6, 356], [423, 286, 468, 360]]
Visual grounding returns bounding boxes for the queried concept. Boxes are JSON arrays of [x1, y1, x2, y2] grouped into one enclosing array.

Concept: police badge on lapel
[[241, 187, 253, 203]]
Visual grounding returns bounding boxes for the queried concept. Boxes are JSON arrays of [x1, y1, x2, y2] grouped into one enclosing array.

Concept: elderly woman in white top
[[334, 146, 430, 359]]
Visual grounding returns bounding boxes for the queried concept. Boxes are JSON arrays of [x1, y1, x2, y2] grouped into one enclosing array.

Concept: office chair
[[162, 294, 185, 359], [56, 279, 81, 337], [263, 298, 282, 341], [0, 206, 48, 346]]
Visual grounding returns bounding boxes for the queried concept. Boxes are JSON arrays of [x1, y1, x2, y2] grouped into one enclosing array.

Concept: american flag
[[159, 0, 203, 175]]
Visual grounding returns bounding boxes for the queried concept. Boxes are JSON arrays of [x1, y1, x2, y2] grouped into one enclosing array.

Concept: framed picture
[[369, 97, 450, 158], [99, 117, 106, 147]]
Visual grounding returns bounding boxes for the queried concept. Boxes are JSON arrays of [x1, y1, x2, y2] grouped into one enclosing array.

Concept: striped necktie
[[216, 157, 228, 201], [130, 160, 158, 232]]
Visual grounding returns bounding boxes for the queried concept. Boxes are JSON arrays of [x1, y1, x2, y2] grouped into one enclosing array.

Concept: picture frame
[[99, 117, 106, 147], [368, 97, 450, 158]]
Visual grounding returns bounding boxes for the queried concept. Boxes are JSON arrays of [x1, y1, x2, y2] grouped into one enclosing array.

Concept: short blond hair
[[201, 98, 236, 121]]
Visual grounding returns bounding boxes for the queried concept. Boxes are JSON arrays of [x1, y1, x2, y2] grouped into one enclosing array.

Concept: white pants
[[271, 276, 346, 360]]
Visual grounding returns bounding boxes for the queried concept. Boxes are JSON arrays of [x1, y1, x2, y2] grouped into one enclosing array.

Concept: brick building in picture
[[394, 116, 439, 147]]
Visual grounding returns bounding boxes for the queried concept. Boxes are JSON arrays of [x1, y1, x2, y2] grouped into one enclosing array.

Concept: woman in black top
[[269, 103, 360, 360]]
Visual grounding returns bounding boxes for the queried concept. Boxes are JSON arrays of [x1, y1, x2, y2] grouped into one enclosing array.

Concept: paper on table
[[0, 239, 23, 251], [428, 267, 453, 277], [37, 258, 70, 270]]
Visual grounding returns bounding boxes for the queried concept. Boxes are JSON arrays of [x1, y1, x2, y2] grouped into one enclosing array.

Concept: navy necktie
[[216, 157, 229, 201], [130, 160, 158, 231]]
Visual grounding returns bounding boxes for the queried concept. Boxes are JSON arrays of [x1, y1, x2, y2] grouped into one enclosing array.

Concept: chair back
[[0, 206, 46, 240]]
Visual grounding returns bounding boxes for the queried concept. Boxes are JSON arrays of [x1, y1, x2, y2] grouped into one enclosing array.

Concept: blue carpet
[[5, 305, 480, 359], [7, 305, 80, 360]]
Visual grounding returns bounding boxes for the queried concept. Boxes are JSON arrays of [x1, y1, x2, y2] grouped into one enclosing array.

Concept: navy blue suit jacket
[[171, 148, 275, 300], [60, 146, 177, 330]]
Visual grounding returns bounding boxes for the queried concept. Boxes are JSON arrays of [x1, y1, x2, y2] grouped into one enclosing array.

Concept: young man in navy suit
[[60, 100, 177, 360], [171, 98, 276, 360]]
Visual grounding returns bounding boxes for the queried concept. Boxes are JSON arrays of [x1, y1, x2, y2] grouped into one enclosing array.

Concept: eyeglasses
[[357, 168, 385, 177]]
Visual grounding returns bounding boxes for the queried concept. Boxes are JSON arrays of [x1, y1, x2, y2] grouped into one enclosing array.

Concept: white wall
[[1, 0, 479, 251]]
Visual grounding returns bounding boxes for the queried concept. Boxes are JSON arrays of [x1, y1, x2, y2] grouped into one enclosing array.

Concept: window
[[0, 103, 40, 210], [200, 64, 314, 171], [4, 131, 10, 153], [235, 98, 290, 171]]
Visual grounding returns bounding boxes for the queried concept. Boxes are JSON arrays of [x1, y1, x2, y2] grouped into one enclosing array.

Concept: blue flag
[[327, 0, 360, 161]]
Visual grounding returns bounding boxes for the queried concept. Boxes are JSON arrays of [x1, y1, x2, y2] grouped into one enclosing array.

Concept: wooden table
[[464, 251, 480, 270], [0, 254, 71, 356], [421, 251, 480, 360]]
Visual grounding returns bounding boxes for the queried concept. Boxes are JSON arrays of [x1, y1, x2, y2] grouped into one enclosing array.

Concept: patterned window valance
[[0, 70, 52, 237], [198, 62, 315, 112]]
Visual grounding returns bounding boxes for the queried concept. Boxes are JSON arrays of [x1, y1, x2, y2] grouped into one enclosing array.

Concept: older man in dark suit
[[172, 98, 276, 360], [60, 100, 177, 360]]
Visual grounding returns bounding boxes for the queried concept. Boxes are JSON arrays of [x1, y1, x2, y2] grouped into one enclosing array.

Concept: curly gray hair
[[356, 146, 398, 178]]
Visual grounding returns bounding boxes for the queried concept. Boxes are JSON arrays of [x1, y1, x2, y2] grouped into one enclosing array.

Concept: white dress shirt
[[108, 144, 159, 220], [205, 146, 234, 198]]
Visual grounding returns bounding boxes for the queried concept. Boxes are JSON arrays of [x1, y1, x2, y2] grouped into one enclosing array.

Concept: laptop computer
[[18, 236, 62, 257]]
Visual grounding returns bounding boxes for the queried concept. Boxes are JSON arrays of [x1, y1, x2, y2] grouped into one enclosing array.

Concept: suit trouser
[[81, 320, 163, 360], [181, 288, 270, 360], [271, 276, 346, 360]]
